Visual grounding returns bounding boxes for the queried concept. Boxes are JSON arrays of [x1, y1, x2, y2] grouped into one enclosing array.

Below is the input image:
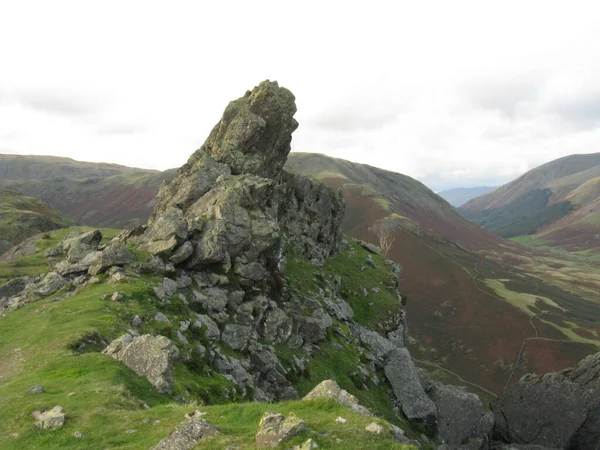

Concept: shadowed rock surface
[[493, 352, 600, 449]]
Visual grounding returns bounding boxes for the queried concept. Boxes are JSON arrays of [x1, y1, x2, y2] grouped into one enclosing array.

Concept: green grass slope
[[0, 190, 73, 254], [0, 229, 420, 449]]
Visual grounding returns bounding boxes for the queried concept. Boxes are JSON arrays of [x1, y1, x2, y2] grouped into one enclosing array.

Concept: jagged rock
[[155, 312, 170, 323], [365, 422, 385, 434], [213, 355, 253, 387], [88, 243, 134, 275], [32, 406, 65, 429], [292, 438, 318, 449], [322, 297, 354, 321], [358, 240, 381, 255], [221, 324, 253, 351], [103, 334, 179, 393], [196, 287, 229, 312], [169, 241, 194, 264], [255, 410, 306, 447], [303, 380, 371, 416], [151, 411, 220, 450], [35, 272, 66, 296], [491, 445, 562, 450], [493, 352, 600, 449], [110, 292, 123, 302], [192, 314, 220, 340], [0, 276, 30, 299], [28, 385, 45, 394], [430, 384, 493, 449], [384, 348, 437, 426], [354, 326, 395, 360], [154, 277, 179, 302], [195, 80, 298, 179], [131, 315, 142, 327], [261, 307, 292, 342], [129, 80, 344, 287]]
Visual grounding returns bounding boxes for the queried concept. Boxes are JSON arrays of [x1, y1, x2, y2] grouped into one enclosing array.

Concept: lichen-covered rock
[[103, 334, 179, 393], [493, 352, 600, 449], [384, 348, 437, 426], [87, 243, 134, 275], [32, 406, 65, 429], [151, 411, 220, 450], [303, 379, 371, 416], [292, 438, 319, 450], [255, 410, 306, 447], [221, 324, 253, 351], [430, 384, 493, 449], [354, 326, 396, 360], [129, 80, 344, 290]]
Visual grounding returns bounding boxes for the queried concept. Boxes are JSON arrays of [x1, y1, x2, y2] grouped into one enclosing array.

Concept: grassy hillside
[[437, 186, 497, 207], [0, 154, 176, 229], [460, 153, 600, 248], [0, 190, 73, 254], [0, 228, 419, 449]]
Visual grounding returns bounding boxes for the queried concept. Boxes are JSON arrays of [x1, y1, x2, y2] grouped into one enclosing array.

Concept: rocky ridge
[[2, 80, 598, 449]]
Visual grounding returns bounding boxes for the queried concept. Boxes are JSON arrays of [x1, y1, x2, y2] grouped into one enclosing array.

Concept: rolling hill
[[0, 189, 73, 254], [0, 154, 176, 229], [460, 153, 600, 249], [437, 186, 497, 207]]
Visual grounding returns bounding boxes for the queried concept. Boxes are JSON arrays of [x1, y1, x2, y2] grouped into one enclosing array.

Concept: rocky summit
[[1, 80, 599, 449]]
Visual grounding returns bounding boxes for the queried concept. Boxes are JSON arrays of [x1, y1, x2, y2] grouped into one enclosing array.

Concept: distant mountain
[[438, 186, 497, 207], [0, 154, 176, 229], [460, 153, 600, 249], [0, 189, 73, 254]]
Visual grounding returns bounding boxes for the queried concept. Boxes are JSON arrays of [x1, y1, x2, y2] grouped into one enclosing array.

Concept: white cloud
[[1, 0, 600, 190]]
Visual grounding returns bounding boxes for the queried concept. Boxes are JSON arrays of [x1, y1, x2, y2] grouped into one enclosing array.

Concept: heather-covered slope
[[460, 153, 600, 248], [0, 190, 73, 254], [0, 155, 176, 229], [287, 152, 600, 395]]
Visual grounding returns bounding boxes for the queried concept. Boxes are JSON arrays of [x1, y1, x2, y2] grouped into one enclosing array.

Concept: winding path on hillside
[[418, 238, 584, 392], [412, 357, 498, 398]]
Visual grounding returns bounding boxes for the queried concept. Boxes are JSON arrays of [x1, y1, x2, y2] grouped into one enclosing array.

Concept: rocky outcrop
[[131, 80, 344, 284], [303, 379, 371, 416], [151, 411, 220, 450], [103, 334, 179, 393], [32, 406, 65, 429], [430, 384, 493, 449], [384, 348, 437, 427], [493, 351, 600, 449], [255, 410, 306, 447]]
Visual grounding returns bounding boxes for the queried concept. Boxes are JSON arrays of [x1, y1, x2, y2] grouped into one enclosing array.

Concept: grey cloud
[[95, 124, 145, 135], [307, 102, 402, 131], [547, 91, 600, 129], [17, 89, 97, 116], [462, 76, 542, 117]]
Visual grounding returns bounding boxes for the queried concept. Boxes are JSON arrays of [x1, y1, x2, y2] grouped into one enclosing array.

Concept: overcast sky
[[1, 1, 600, 191]]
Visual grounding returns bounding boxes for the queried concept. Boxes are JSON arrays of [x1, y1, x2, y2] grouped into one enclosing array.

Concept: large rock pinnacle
[[193, 79, 298, 179], [131, 80, 344, 289]]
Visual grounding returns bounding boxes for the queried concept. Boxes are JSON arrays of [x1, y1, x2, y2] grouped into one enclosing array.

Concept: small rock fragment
[[365, 422, 384, 434], [32, 406, 65, 429], [335, 417, 347, 424]]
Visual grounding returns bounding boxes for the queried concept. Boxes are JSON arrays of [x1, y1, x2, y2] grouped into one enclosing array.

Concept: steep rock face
[[493, 352, 600, 449], [133, 80, 344, 286]]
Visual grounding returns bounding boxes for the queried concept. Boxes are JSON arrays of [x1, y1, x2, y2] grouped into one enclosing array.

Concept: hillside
[[437, 186, 497, 207], [0, 190, 73, 254], [0, 155, 176, 229], [460, 153, 600, 248], [287, 152, 600, 395]]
